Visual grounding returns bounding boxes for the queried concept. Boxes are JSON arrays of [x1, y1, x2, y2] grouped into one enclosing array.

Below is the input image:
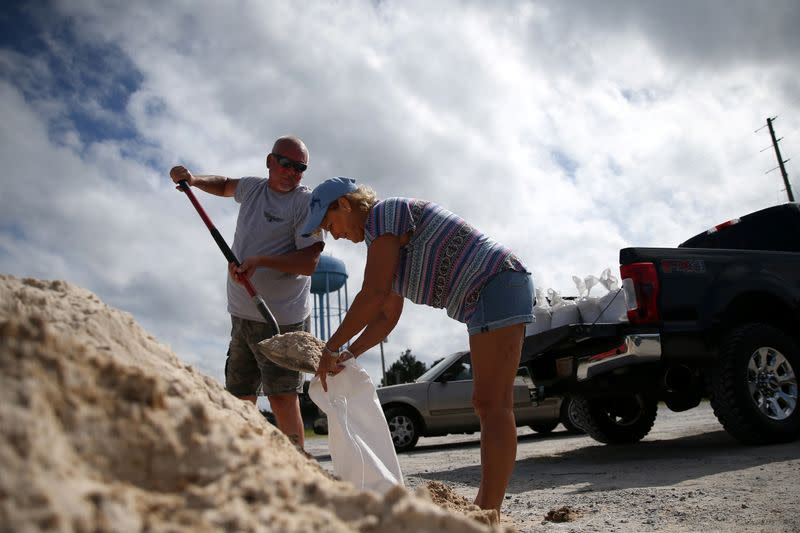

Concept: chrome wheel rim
[[567, 399, 583, 429], [747, 346, 797, 421], [388, 414, 415, 447]]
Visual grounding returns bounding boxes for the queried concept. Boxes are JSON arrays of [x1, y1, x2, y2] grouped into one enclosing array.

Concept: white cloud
[[1, 0, 798, 386]]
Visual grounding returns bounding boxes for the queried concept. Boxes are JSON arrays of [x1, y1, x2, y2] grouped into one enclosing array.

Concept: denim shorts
[[467, 270, 535, 336], [225, 315, 309, 397]]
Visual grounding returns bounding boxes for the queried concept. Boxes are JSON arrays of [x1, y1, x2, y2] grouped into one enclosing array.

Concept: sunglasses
[[270, 153, 308, 173]]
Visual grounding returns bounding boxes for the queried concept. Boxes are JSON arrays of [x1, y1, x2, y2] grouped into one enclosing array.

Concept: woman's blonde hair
[[329, 184, 378, 213]]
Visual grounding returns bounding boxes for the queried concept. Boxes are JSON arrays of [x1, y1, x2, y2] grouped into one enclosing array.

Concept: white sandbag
[[308, 359, 404, 494], [597, 288, 628, 323], [527, 307, 551, 335], [572, 274, 600, 298], [576, 297, 602, 323], [549, 288, 580, 328], [526, 287, 552, 336], [574, 274, 602, 324], [599, 267, 619, 292], [551, 303, 580, 327], [596, 268, 627, 323], [574, 268, 628, 324], [572, 275, 586, 298]]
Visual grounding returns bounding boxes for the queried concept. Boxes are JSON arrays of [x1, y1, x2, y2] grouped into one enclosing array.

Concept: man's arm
[[235, 242, 324, 277], [169, 166, 239, 197]]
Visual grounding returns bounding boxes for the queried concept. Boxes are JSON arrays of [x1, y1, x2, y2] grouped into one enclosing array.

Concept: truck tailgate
[[522, 323, 661, 382], [522, 323, 635, 362]]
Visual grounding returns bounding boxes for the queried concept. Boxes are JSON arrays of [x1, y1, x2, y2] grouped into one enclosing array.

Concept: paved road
[[307, 401, 800, 532]]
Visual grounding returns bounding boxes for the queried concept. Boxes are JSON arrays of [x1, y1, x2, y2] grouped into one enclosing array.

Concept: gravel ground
[[306, 401, 800, 533]]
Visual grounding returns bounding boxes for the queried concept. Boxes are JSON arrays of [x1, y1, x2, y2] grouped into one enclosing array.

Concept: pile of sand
[[544, 506, 580, 523], [423, 481, 498, 527], [0, 274, 506, 532]]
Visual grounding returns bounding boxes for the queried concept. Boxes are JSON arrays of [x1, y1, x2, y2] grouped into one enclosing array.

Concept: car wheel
[[313, 416, 328, 436], [529, 421, 559, 434], [572, 393, 657, 444], [559, 396, 584, 434], [709, 323, 800, 444], [384, 407, 420, 452]]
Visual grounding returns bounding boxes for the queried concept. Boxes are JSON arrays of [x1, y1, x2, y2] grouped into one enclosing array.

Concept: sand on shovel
[[0, 274, 511, 532], [257, 331, 326, 373]]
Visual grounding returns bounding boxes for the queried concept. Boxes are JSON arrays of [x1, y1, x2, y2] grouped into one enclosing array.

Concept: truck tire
[[384, 406, 421, 452], [709, 323, 800, 444], [572, 393, 657, 444]]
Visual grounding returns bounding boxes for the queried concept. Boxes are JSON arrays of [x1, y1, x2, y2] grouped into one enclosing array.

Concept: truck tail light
[[620, 262, 660, 324]]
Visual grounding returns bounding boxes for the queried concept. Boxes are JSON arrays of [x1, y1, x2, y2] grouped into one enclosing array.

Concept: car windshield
[[415, 351, 465, 382]]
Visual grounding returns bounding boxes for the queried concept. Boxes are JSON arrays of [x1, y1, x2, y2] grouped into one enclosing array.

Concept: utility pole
[[765, 117, 795, 202], [379, 338, 388, 387]]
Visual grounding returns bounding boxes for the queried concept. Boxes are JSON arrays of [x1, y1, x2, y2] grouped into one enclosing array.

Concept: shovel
[[177, 180, 280, 333]]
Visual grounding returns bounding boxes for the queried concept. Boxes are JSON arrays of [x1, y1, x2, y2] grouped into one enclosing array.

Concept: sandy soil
[[308, 399, 800, 532], [0, 275, 505, 532]]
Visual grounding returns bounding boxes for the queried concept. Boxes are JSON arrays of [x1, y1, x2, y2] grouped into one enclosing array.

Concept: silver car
[[375, 350, 582, 452]]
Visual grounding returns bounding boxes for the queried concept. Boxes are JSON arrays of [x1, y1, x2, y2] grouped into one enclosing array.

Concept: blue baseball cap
[[302, 177, 359, 236]]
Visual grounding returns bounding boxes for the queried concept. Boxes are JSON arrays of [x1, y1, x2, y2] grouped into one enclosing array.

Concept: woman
[[300, 176, 534, 515]]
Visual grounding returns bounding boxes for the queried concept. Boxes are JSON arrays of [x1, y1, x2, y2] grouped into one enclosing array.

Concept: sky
[[2, 0, 799, 389]]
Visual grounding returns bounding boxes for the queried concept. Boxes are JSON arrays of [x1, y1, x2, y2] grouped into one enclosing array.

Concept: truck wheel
[[384, 407, 420, 452], [709, 323, 800, 444], [572, 393, 657, 444], [559, 396, 584, 434]]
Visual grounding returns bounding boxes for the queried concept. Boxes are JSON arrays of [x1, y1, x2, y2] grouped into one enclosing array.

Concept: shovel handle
[[178, 180, 240, 266], [177, 180, 280, 332]]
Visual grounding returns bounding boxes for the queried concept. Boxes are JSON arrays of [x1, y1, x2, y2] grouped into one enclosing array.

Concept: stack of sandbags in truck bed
[[525, 268, 628, 337]]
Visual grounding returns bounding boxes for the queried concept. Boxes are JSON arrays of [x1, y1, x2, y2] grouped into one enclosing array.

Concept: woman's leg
[[469, 322, 525, 514]]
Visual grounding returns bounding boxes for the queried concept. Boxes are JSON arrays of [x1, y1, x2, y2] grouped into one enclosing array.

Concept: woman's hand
[[315, 347, 345, 392], [336, 349, 356, 364]]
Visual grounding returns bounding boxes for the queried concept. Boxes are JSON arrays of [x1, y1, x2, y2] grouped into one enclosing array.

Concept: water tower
[[310, 255, 349, 341]]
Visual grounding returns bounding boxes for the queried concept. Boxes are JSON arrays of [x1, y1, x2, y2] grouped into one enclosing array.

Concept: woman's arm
[[326, 234, 402, 350], [315, 234, 402, 390], [346, 292, 404, 358]]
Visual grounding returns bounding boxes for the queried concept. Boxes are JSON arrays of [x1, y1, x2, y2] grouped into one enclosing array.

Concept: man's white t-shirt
[[226, 177, 324, 324]]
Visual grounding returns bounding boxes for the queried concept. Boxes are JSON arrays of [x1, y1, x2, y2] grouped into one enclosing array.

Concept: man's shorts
[[467, 270, 535, 336], [225, 315, 309, 397]]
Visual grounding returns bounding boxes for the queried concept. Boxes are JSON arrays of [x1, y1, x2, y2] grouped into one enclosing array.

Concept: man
[[169, 136, 324, 448]]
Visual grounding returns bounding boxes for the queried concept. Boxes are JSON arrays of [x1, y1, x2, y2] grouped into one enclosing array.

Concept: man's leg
[[225, 316, 261, 404], [255, 316, 310, 449], [267, 393, 304, 448], [469, 323, 525, 514]]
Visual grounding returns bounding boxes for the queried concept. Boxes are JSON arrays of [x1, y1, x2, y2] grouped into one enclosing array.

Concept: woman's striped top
[[364, 197, 526, 323]]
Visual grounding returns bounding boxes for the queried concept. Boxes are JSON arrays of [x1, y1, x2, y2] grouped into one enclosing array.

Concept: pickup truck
[[522, 202, 800, 446]]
